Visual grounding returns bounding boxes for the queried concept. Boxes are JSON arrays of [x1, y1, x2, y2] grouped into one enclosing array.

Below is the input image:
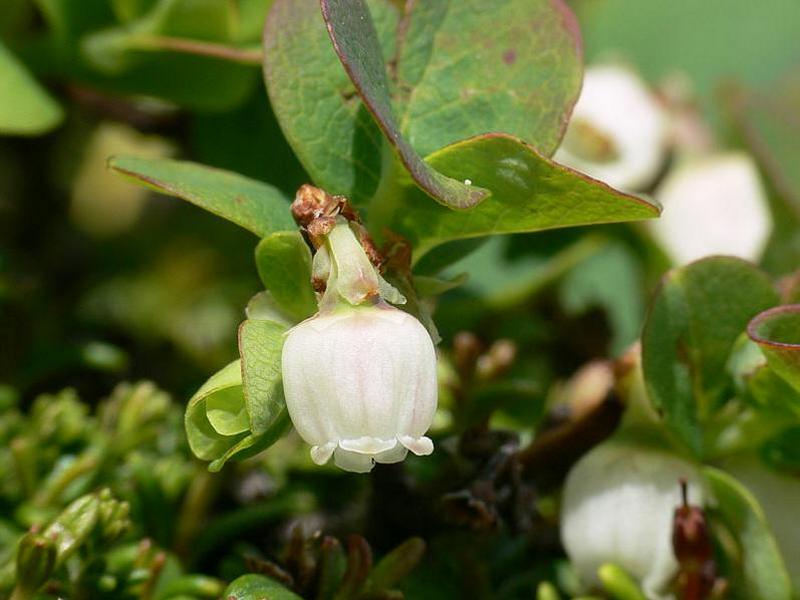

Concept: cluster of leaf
[[0, 378, 438, 599], [226, 532, 427, 600], [0, 382, 230, 599], [629, 257, 800, 599], [1, 0, 274, 135], [0, 382, 193, 530]]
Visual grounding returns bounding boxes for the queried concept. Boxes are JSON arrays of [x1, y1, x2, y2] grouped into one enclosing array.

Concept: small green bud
[[598, 563, 647, 600], [43, 493, 99, 563], [15, 532, 56, 592], [96, 488, 131, 544]]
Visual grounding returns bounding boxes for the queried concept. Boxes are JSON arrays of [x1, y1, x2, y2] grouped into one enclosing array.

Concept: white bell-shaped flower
[[281, 219, 437, 473], [554, 64, 668, 191], [561, 441, 706, 600], [282, 303, 437, 473], [648, 153, 773, 265]]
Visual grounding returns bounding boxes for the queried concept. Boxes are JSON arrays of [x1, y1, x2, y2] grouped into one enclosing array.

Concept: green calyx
[[314, 219, 404, 312]]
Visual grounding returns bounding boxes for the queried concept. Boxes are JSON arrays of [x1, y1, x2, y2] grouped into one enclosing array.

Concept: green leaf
[[34, 0, 114, 43], [205, 386, 249, 436], [82, 0, 262, 74], [15, 533, 57, 592], [705, 466, 792, 600], [385, 134, 659, 259], [238, 319, 288, 435], [747, 363, 800, 419], [642, 257, 778, 455], [440, 233, 601, 310], [245, 291, 295, 326], [152, 574, 225, 599], [413, 273, 468, 298], [40, 492, 125, 566], [77, 0, 266, 111], [317, 537, 347, 600], [393, 0, 582, 158], [263, 0, 582, 205], [224, 574, 303, 600], [762, 427, 800, 472], [83, 50, 259, 111], [321, 0, 488, 210], [255, 232, 317, 322], [207, 414, 289, 473], [185, 350, 290, 472], [109, 155, 295, 236], [185, 360, 247, 461], [0, 41, 63, 136], [413, 237, 488, 275], [185, 317, 293, 472], [263, 0, 395, 204], [748, 305, 800, 394], [111, 0, 158, 23], [365, 537, 425, 592]]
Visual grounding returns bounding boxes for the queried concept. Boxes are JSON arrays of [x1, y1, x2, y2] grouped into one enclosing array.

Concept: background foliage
[[2, 0, 800, 598]]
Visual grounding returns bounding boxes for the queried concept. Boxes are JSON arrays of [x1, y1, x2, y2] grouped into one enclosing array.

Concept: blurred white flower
[[555, 65, 668, 191], [281, 304, 437, 473], [649, 153, 772, 265], [281, 219, 437, 473], [70, 121, 174, 236], [561, 441, 705, 599]]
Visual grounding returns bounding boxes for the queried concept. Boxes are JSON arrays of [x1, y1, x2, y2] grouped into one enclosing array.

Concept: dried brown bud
[[306, 215, 337, 245], [673, 480, 713, 563], [672, 479, 717, 600], [290, 185, 383, 268], [566, 360, 615, 420], [476, 339, 517, 380], [291, 184, 337, 228]]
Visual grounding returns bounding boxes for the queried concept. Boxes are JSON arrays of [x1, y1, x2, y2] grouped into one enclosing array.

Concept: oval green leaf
[[263, 0, 395, 203], [642, 257, 778, 455], [0, 41, 63, 136], [109, 155, 295, 236], [224, 574, 303, 600], [705, 466, 792, 600], [384, 133, 659, 259], [395, 0, 582, 158], [255, 231, 318, 322], [238, 318, 288, 435]]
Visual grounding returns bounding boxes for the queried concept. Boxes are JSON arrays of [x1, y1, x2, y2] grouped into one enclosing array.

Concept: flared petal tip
[[399, 435, 434, 456], [309, 436, 434, 473], [310, 442, 336, 465]]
